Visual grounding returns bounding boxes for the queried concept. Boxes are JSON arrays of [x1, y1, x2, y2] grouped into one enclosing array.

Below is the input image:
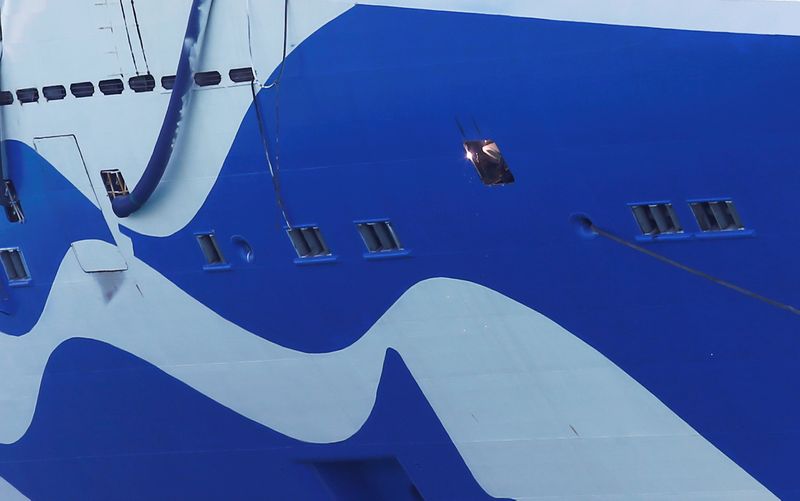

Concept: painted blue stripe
[[121, 6, 800, 496], [0, 339, 501, 500], [0, 140, 113, 335]]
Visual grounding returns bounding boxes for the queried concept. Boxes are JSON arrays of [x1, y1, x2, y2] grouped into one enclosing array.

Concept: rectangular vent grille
[[287, 227, 331, 258], [690, 200, 744, 232], [357, 221, 402, 253], [0, 248, 29, 282], [631, 203, 682, 236], [100, 170, 129, 199], [196, 233, 226, 266]]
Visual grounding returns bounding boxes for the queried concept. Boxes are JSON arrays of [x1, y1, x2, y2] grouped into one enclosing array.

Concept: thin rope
[[586, 221, 800, 317], [251, 80, 291, 228], [247, 0, 291, 228]]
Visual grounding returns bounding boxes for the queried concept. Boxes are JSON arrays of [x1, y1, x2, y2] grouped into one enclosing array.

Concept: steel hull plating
[[0, 1, 796, 499]]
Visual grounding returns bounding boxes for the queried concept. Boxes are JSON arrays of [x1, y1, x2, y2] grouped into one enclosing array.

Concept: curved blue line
[[111, 0, 212, 218]]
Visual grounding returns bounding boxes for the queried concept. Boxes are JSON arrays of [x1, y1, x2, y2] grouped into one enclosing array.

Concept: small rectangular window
[[194, 71, 222, 87], [42, 85, 67, 101], [161, 75, 176, 90], [464, 140, 515, 185], [129, 75, 156, 93], [631, 203, 682, 236], [100, 170, 129, 199], [0, 91, 13, 105], [16, 88, 39, 104], [70, 82, 95, 98], [287, 227, 331, 258], [229, 67, 255, 83], [357, 221, 402, 253], [690, 200, 744, 232], [196, 233, 226, 266], [99, 79, 124, 95], [0, 248, 30, 283]]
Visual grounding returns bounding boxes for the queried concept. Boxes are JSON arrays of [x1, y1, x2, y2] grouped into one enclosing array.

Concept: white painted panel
[[71, 240, 128, 273], [1, 0, 125, 86], [33, 135, 100, 208]]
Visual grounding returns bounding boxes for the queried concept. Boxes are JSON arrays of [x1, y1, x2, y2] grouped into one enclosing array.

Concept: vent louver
[[690, 200, 744, 232], [357, 221, 402, 253], [196, 233, 226, 266], [631, 203, 682, 236], [287, 227, 331, 258], [0, 248, 29, 283]]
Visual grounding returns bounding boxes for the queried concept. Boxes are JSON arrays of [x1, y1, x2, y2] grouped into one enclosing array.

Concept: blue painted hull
[[0, 5, 798, 500]]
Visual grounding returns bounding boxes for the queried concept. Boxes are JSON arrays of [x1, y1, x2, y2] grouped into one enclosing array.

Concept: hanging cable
[[246, 0, 289, 88], [251, 80, 291, 228], [111, 0, 213, 218], [263, 0, 289, 89], [578, 217, 800, 317], [247, 0, 292, 227]]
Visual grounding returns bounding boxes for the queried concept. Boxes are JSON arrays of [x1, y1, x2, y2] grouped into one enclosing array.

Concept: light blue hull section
[[0, 5, 797, 500]]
